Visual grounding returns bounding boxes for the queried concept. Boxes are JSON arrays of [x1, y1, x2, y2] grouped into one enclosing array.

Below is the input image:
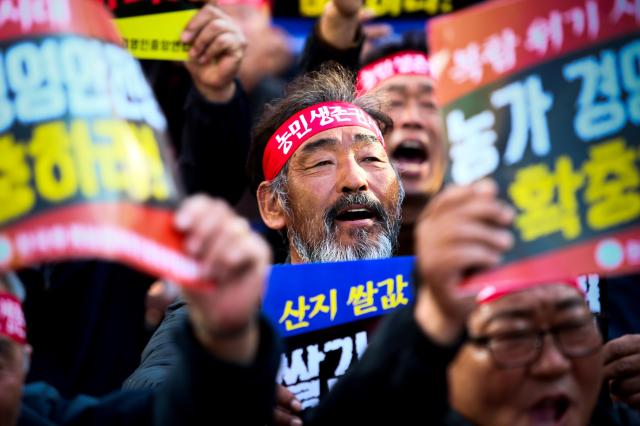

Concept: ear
[[257, 182, 287, 231]]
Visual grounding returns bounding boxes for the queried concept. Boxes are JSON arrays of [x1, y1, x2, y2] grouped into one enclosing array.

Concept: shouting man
[[247, 64, 404, 263]]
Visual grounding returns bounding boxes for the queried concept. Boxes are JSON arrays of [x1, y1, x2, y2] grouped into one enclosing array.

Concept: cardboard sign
[[0, 0, 204, 287], [429, 0, 640, 291], [262, 256, 415, 407]]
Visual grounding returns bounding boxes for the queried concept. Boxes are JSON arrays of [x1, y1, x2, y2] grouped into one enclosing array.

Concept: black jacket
[[122, 298, 187, 391], [19, 316, 281, 426], [177, 84, 252, 204], [21, 262, 154, 398], [142, 61, 251, 206], [298, 22, 363, 76]]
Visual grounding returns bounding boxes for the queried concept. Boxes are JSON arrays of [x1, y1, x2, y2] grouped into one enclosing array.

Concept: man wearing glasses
[[448, 280, 605, 425]]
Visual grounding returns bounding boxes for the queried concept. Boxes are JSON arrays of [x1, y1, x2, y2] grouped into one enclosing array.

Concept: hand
[[145, 280, 179, 328], [175, 195, 271, 363], [360, 23, 393, 62], [273, 384, 303, 426], [413, 180, 515, 344], [331, 0, 364, 17], [604, 334, 640, 409], [319, 0, 369, 50], [182, 2, 247, 102]]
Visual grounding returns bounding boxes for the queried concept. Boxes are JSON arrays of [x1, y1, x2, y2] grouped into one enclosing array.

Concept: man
[[1, 193, 281, 425], [247, 64, 404, 263], [300, 0, 446, 254], [448, 281, 605, 425]]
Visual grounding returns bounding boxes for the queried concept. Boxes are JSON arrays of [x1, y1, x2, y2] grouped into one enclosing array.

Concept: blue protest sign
[[262, 255, 415, 337]]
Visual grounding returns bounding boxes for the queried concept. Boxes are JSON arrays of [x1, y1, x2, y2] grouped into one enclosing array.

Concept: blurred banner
[[104, 0, 197, 60], [272, 0, 481, 18], [105, 0, 271, 61], [0, 0, 204, 286], [263, 256, 415, 408], [429, 0, 640, 291]]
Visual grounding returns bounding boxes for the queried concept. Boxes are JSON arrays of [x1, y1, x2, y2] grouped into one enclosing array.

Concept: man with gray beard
[[248, 63, 404, 264], [123, 65, 405, 424]]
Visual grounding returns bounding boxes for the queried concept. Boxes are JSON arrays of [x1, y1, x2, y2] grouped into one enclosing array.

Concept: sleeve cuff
[[184, 79, 246, 116]]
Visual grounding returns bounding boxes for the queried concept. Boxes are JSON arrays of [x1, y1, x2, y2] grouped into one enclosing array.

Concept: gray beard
[[289, 222, 396, 263]]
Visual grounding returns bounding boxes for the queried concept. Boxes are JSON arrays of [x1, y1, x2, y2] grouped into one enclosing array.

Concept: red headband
[[476, 278, 584, 305], [0, 293, 26, 345], [356, 50, 432, 95], [262, 101, 385, 181]]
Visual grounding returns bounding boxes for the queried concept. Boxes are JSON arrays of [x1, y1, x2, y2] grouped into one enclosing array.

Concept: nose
[[530, 333, 571, 378], [337, 155, 368, 193], [398, 100, 424, 130]]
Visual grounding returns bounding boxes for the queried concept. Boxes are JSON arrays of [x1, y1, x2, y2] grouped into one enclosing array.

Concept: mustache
[[324, 192, 388, 227]]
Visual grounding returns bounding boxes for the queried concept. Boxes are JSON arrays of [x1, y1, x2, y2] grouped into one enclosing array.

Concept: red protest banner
[[0, 0, 204, 287], [429, 0, 640, 292], [429, 0, 640, 105]]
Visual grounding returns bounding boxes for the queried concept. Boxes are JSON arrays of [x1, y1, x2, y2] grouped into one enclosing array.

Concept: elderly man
[[300, 0, 446, 254], [247, 64, 404, 263]]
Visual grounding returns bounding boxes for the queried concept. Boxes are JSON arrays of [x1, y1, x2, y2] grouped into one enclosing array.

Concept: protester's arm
[[302, 304, 464, 425], [122, 299, 188, 391], [299, 0, 365, 74], [21, 195, 278, 425], [178, 3, 251, 203], [181, 3, 246, 103], [412, 180, 514, 345], [152, 194, 279, 424]]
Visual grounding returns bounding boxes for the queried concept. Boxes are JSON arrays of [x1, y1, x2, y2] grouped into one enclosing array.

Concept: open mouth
[[529, 396, 570, 426], [392, 140, 429, 164], [334, 206, 376, 222]]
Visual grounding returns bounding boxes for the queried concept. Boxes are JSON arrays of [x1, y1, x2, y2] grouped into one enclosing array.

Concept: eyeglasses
[[468, 315, 603, 369]]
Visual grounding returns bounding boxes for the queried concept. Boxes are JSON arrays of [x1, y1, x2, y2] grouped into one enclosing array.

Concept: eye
[[493, 330, 534, 342], [363, 156, 382, 163], [311, 160, 333, 168], [421, 101, 438, 111], [389, 100, 404, 108]]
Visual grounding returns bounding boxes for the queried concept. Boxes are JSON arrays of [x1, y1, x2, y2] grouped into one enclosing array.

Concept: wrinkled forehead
[[470, 284, 588, 329]]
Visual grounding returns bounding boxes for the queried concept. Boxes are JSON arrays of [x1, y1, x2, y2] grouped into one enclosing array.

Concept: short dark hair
[[361, 29, 428, 67], [246, 62, 393, 193]]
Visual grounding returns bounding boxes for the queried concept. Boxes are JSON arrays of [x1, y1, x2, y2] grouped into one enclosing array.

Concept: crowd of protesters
[[1, 0, 640, 425]]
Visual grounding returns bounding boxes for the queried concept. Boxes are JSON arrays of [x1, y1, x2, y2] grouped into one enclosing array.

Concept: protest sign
[[262, 256, 415, 407], [0, 0, 203, 286], [429, 0, 640, 292], [263, 256, 606, 407], [105, 0, 197, 61]]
